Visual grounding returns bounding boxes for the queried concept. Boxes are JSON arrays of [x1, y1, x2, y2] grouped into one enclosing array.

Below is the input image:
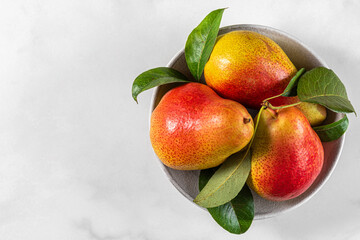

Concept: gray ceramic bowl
[[150, 24, 345, 219]]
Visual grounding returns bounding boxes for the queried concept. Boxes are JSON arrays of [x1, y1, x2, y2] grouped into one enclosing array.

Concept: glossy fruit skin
[[270, 96, 327, 126], [204, 30, 297, 109], [247, 107, 324, 201], [150, 82, 254, 170]]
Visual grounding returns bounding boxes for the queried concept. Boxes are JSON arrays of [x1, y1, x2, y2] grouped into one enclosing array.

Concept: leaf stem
[[250, 106, 265, 146], [241, 106, 265, 155]]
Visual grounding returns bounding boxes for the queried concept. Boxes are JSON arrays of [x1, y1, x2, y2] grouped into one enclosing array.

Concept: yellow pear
[[204, 30, 297, 109], [270, 96, 327, 126]]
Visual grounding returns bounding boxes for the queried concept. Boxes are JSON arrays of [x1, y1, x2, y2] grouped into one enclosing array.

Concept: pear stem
[[263, 93, 283, 102], [266, 107, 278, 119], [264, 101, 301, 110]]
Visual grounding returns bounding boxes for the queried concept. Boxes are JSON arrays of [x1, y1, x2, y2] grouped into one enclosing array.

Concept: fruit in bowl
[[132, 8, 354, 235], [204, 30, 297, 109], [204, 29, 327, 126], [248, 107, 324, 201], [150, 82, 254, 170]]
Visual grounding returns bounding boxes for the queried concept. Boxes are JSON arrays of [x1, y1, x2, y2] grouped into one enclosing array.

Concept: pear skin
[[150, 82, 254, 170], [204, 30, 297, 109], [297, 102, 327, 127], [247, 107, 324, 201], [270, 96, 327, 126]]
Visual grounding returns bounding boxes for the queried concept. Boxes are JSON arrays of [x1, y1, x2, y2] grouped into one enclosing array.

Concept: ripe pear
[[204, 30, 297, 109], [270, 96, 327, 126], [150, 82, 254, 170], [247, 107, 324, 201]]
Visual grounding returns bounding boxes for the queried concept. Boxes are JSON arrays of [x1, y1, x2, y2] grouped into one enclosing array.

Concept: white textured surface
[[0, 1, 359, 239]]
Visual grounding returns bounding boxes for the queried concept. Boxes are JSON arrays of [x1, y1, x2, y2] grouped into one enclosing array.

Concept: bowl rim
[[149, 24, 345, 219]]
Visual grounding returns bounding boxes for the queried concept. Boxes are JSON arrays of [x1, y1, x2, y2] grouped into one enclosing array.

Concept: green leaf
[[132, 67, 189, 103], [194, 150, 251, 208], [281, 68, 306, 97], [313, 115, 349, 142], [185, 8, 225, 81], [297, 67, 356, 114], [199, 168, 254, 234]]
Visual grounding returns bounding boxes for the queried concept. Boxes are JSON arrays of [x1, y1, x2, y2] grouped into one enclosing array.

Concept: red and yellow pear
[[204, 30, 297, 109], [150, 82, 254, 170], [247, 107, 324, 201]]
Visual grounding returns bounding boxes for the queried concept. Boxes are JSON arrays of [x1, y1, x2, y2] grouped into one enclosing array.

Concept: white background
[[1, 0, 360, 239]]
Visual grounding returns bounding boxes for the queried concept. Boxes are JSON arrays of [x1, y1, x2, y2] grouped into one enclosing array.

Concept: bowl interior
[[150, 24, 345, 219]]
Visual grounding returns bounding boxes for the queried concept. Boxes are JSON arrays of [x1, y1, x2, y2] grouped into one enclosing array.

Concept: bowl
[[150, 24, 345, 219]]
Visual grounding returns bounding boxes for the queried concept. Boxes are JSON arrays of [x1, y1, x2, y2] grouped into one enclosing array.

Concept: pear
[[247, 107, 324, 201], [270, 96, 327, 126], [204, 30, 297, 109], [297, 102, 327, 127], [150, 82, 254, 170]]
